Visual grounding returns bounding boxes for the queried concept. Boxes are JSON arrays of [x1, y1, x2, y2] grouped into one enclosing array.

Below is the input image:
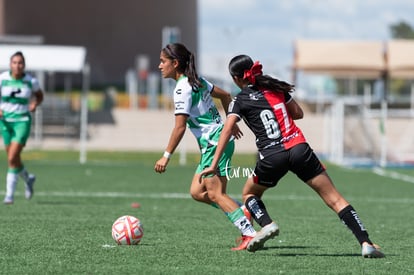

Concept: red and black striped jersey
[[228, 86, 306, 152]]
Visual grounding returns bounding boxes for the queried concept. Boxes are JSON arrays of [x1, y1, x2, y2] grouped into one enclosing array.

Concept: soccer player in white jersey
[[0, 51, 43, 204], [154, 43, 256, 250]]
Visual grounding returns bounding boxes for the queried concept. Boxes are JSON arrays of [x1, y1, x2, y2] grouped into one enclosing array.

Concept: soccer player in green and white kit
[[155, 43, 256, 250], [0, 51, 43, 204]]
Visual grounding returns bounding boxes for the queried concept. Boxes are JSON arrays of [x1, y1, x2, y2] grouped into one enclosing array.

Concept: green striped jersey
[[173, 76, 223, 147], [0, 71, 40, 121]]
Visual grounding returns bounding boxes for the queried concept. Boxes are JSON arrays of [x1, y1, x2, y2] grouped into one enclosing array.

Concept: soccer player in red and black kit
[[199, 54, 385, 258]]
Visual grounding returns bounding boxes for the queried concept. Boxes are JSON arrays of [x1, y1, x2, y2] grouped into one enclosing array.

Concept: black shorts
[[253, 143, 325, 187]]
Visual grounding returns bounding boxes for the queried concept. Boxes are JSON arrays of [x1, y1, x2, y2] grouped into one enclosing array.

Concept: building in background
[[0, 0, 197, 87]]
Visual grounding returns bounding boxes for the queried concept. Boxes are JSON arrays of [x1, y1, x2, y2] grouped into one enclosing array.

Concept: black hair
[[161, 43, 202, 90], [228, 54, 294, 93], [10, 51, 25, 65]]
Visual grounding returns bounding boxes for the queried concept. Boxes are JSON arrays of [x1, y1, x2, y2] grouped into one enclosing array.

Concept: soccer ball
[[111, 215, 144, 245]]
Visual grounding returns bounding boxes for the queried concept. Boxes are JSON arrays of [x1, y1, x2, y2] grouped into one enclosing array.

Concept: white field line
[[372, 167, 414, 184], [1, 191, 413, 204]]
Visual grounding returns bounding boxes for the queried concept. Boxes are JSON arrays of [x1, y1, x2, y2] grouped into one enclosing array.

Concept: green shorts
[[0, 118, 32, 146], [196, 139, 235, 177]]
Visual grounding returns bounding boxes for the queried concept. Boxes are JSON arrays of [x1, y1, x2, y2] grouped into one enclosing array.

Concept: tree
[[390, 21, 414, 39], [389, 21, 414, 102]]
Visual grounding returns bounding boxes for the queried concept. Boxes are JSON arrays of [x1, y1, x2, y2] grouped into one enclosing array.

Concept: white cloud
[[200, 0, 255, 9], [198, 0, 414, 83]]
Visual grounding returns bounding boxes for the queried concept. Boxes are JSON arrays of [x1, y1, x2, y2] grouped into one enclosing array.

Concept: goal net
[[326, 98, 393, 167]]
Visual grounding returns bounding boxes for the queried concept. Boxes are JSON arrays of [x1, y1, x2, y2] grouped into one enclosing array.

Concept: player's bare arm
[[154, 114, 187, 173], [211, 86, 243, 139], [29, 90, 44, 112], [286, 98, 304, 120]]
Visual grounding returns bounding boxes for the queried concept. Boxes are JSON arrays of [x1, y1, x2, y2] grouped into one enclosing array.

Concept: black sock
[[245, 196, 273, 227], [338, 205, 372, 245]]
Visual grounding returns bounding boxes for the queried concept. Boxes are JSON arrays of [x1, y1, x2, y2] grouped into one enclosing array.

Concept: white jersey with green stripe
[[0, 71, 40, 122], [174, 76, 223, 147]]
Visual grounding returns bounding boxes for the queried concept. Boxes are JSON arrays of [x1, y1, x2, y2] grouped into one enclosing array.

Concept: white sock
[[228, 208, 256, 237], [6, 172, 18, 198], [234, 216, 256, 237]]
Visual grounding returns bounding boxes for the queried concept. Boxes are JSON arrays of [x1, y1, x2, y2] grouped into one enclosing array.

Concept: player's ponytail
[[229, 54, 294, 93], [185, 52, 202, 90], [162, 43, 202, 91]]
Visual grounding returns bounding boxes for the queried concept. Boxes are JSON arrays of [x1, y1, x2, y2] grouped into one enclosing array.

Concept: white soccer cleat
[[247, 222, 279, 252], [362, 243, 385, 258], [3, 196, 13, 205], [25, 174, 36, 200]]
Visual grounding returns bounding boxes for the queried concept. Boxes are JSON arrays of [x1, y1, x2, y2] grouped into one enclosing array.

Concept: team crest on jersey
[[249, 92, 262, 101]]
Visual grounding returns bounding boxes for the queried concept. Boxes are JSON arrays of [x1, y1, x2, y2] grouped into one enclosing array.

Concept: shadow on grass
[[35, 200, 81, 205], [257, 245, 360, 257]]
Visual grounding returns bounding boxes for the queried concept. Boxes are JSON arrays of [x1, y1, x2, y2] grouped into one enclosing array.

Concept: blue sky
[[198, 0, 414, 83]]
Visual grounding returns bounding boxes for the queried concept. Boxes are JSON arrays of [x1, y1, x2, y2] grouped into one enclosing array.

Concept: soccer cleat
[[247, 222, 279, 252], [231, 235, 254, 251], [25, 174, 36, 200], [362, 243, 385, 258], [3, 196, 13, 205]]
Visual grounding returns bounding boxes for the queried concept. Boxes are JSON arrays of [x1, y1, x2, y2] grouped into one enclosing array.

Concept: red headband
[[243, 61, 263, 84]]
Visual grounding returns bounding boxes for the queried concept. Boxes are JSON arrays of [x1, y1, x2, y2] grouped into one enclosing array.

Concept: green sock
[[210, 202, 220, 209], [226, 208, 244, 223]]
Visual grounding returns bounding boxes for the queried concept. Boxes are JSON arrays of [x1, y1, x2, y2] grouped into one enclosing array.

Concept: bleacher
[[32, 95, 80, 138]]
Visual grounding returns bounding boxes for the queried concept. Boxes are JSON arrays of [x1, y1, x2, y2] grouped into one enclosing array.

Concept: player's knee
[[7, 155, 20, 166], [190, 189, 208, 203], [190, 191, 201, 201]]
